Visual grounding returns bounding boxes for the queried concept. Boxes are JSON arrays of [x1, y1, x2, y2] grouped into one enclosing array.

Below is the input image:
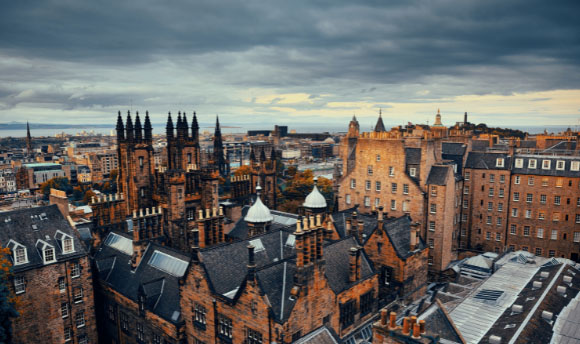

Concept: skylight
[[148, 250, 188, 277], [104, 233, 133, 256], [249, 238, 265, 252]]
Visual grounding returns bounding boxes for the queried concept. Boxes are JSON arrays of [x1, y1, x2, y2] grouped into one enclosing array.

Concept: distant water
[[0, 124, 572, 138]]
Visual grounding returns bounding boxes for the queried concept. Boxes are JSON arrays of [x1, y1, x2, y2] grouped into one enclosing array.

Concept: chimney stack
[[402, 317, 411, 336], [247, 244, 256, 281], [295, 220, 304, 267], [349, 247, 358, 283]]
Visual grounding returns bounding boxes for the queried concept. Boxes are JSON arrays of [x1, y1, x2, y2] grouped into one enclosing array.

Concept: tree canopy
[[39, 177, 72, 197], [0, 247, 19, 343], [278, 169, 333, 213]]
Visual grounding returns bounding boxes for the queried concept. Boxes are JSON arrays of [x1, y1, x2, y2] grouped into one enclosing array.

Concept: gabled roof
[[323, 237, 375, 293], [405, 147, 421, 165], [426, 165, 451, 185], [381, 216, 426, 260], [94, 234, 188, 325], [293, 325, 340, 344], [330, 208, 377, 240], [418, 299, 466, 344], [0, 205, 86, 272]]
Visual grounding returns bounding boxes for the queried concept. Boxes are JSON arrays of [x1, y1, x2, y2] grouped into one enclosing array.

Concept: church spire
[[374, 109, 386, 132], [126, 111, 134, 142], [192, 111, 199, 143], [116, 111, 125, 142], [134, 111, 143, 142], [144, 111, 152, 143], [166, 112, 174, 139], [26, 121, 33, 156]]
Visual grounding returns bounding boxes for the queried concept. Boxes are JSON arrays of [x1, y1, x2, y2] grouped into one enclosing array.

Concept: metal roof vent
[[489, 335, 502, 344], [511, 304, 523, 313], [557, 286, 567, 295], [563, 275, 573, 283], [474, 289, 505, 304], [540, 271, 550, 278], [503, 324, 516, 329], [532, 281, 542, 289], [541, 311, 553, 320]]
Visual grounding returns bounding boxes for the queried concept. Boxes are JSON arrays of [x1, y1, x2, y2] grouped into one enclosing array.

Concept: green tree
[[279, 170, 334, 211], [0, 247, 19, 343]]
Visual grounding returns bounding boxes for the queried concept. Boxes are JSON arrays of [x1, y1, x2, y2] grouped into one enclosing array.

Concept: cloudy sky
[[1, 0, 579, 131]]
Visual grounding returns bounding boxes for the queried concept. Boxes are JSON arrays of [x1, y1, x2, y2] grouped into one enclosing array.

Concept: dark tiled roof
[[293, 326, 339, 344], [94, 235, 189, 325], [418, 299, 465, 344], [472, 140, 490, 151], [519, 140, 536, 148], [442, 142, 467, 156], [405, 148, 421, 165], [512, 155, 580, 178], [426, 165, 451, 185], [330, 208, 377, 241], [227, 206, 298, 240], [0, 205, 87, 272], [256, 260, 297, 322], [464, 152, 511, 170], [323, 237, 375, 293], [200, 229, 295, 295], [382, 216, 426, 260], [374, 116, 387, 133]]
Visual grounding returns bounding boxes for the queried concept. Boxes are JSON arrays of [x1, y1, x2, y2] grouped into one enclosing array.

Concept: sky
[[0, 0, 579, 131]]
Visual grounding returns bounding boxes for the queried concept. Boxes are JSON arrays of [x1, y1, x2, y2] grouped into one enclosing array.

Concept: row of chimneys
[[132, 207, 163, 218], [91, 193, 125, 204], [197, 206, 224, 220], [230, 174, 251, 182], [294, 214, 332, 267], [375, 310, 428, 342]]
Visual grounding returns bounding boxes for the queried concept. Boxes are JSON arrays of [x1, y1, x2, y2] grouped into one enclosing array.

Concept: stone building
[[0, 205, 97, 344]]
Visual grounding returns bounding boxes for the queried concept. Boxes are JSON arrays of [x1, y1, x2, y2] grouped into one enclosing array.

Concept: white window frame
[[350, 179, 356, 189], [542, 160, 551, 170], [345, 194, 351, 205], [375, 181, 381, 192], [551, 230, 558, 240], [61, 303, 69, 318], [537, 228, 544, 239], [76, 311, 85, 328], [409, 167, 416, 177], [556, 160, 565, 171], [367, 165, 373, 176], [389, 166, 395, 177], [71, 262, 81, 278], [528, 159, 537, 169], [365, 180, 371, 191], [571, 161, 580, 171], [514, 176, 520, 185], [390, 199, 396, 210], [574, 232, 580, 243], [364, 196, 370, 207], [496, 158, 504, 167], [14, 275, 26, 294], [515, 158, 523, 168], [403, 184, 409, 195]]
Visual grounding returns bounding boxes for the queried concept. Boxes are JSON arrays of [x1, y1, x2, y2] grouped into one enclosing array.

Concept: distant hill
[[0, 122, 111, 130]]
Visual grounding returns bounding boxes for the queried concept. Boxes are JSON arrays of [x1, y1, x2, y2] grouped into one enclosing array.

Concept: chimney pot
[[402, 317, 410, 336], [389, 312, 397, 329], [380, 310, 388, 326], [316, 214, 321, 227], [419, 319, 425, 334], [205, 208, 210, 218], [412, 323, 421, 339]]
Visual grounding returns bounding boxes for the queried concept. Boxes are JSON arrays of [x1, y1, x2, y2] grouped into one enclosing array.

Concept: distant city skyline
[[1, 1, 579, 127]]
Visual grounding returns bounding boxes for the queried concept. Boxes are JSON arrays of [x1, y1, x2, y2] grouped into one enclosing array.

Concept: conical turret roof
[[245, 185, 274, 223], [303, 177, 327, 209]]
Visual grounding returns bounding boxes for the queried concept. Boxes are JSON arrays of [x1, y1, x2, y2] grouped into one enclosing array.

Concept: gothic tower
[[26, 122, 33, 157], [213, 116, 229, 177]]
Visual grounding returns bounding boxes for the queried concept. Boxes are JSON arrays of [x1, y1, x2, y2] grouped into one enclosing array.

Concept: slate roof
[[405, 148, 421, 165], [94, 233, 189, 325], [426, 165, 451, 185], [324, 237, 375, 293], [330, 208, 377, 240], [464, 152, 512, 170], [472, 140, 491, 151], [418, 299, 465, 344], [228, 206, 299, 240], [442, 142, 467, 156], [374, 115, 387, 132], [381, 216, 426, 260], [0, 205, 87, 273], [293, 326, 340, 344], [512, 155, 580, 178]]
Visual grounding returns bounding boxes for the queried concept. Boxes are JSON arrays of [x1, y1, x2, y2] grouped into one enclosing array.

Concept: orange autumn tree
[[0, 247, 19, 342], [279, 169, 333, 213]]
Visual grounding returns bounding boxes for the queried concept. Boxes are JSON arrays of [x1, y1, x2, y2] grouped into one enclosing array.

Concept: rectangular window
[[490, 174, 495, 183], [193, 303, 207, 326], [64, 327, 72, 342], [555, 196, 561, 205], [390, 199, 396, 210], [391, 183, 397, 193], [538, 211, 545, 220], [74, 287, 83, 303], [59, 277, 66, 292], [513, 192, 520, 202], [462, 214, 467, 222], [542, 160, 551, 170], [350, 179, 356, 189], [535, 248, 542, 256], [430, 204, 436, 214], [515, 176, 520, 184], [525, 209, 532, 219], [486, 216, 492, 225], [463, 200, 468, 209], [364, 196, 370, 207], [14, 246, 27, 265], [137, 323, 145, 342], [576, 214, 580, 224], [345, 194, 351, 205], [403, 184, 409, 194], [428, 238, 434, 248], [497, 217, 502, 226], [340, 300, 356, 328], [571, 161, 580, 171], [376, 154, 381, 161], [529, 159, 537, 169], [510, 224, 517, 235], [556, 178, 563, 187], [367, 165, 373, 175], [465, 172, 470, 180], [551, 230, 558, 240], [524, 226, 530, 236], [496, 233, 501, 241], [63, 238, 74, 253], [486, 232, 491, 240], [537, 228, 544, 239], [429, 221, 435, 231], [409, 167, 416, 177], [121, 312, 129, 332], [218, 314, 233, 339], [500, 175, 505, 183], [574, 232, 580, 243], [71, 262, 80, 278], [76, 311, 85, 328], [360, 291, 374, 316], [389, 167, 394, 177], [365, 180, 371, 191], [549, 250, 556, 258], [499, 188, 504, 198], [553, 212, 560, 222], [464, 186, 469, 195], [402, 200, 409, 212], [487, 202, 493, 211], [540, 194, 547, 204], [247, 328, 263, 344], [14, 276, 25, 294], [496, 159, 504, 167], [512, 208, 518, 217], [61, 303, 69, 318], [498, 203, 503, 212], [556, 160, 565, 170], [528, 177, 534, 186], [375, 198, 380, 207], [515, 158, 523, 168], [375, 181, 381, 192], [489, 187, 494, 197]]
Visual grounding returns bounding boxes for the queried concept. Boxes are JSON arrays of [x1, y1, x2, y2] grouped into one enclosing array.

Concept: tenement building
[[0, 205, 97, 344], [338, 112, 465, 275]]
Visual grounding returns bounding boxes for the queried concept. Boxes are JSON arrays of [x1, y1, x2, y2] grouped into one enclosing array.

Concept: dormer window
[[572, 161, 580, 171], [514, 158, 523, 168], [36, 240, 56, 264], [542, 160, 551, 169], [7, 240, 28, 265], [496, 158, 504, 167], [55, 230, 75, 254], [556, 160, 565, 170], [528, 159, 537, 169]]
